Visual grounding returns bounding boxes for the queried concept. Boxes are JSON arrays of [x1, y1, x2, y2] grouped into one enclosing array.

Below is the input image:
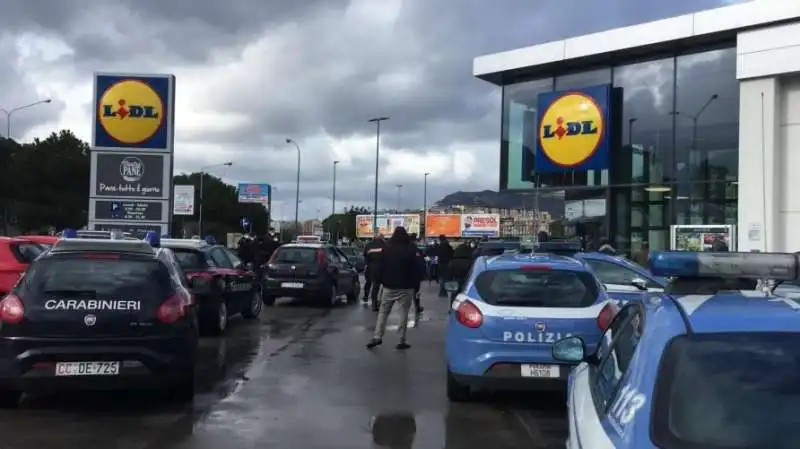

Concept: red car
[[0, 237, 48, 296]]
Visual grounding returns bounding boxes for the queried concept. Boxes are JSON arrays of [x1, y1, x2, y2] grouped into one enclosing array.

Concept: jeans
[[363, 276, 381, 308]]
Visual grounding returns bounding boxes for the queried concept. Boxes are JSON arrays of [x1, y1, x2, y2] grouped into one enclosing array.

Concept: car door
[[568, 304, 642, 449], [208, 247, 239, 308], [324, 246, 352, 294], [585, 258, 663, 304], [220, 248, 255, 310], [332, 247, 358, 292]]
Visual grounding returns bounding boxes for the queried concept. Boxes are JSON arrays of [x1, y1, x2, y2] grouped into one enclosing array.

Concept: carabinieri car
[[444, 253, 622, 402], [552, 250, 800, 449]]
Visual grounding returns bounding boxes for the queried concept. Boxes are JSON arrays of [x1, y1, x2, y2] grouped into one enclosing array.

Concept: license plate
[[55, 361, 120, 376], [281, 282, 304, 288], [520, 364, 560, 378]]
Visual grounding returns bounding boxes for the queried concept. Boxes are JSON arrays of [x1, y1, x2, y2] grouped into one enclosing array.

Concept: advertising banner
[[425, 214, 461, 238], [356, 214, 421, 238], [91, 152, 169, 199], [173, 185, 195, 215], [670, 225, 736, 252], [460, 213, 500, 238], [237, 183, 270, 207]]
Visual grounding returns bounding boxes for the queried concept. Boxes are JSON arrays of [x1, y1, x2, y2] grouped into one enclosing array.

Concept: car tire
[[203, 300, 228, 336], [0, 390, 21, 408], [243, 288, 263, 319], [166, 365, 195, 403], [446, 369, 471, 402], [319, 284, 337, 308], [346, 280, 360, 304]]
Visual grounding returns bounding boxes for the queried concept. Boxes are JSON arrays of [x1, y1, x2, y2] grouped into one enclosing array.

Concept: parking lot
[[0, 280, 567, 449]]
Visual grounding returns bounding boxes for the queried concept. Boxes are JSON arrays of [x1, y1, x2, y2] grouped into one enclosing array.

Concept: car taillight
[[0, 294, 25, 324], [597, 302, 618, 331], [156, 293, 189, 324], [456, 300, 483, 328], [317, 249, 327, 267]]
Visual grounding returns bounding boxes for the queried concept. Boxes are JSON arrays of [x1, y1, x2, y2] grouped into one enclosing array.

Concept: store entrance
[[576, 220, 605, 251]]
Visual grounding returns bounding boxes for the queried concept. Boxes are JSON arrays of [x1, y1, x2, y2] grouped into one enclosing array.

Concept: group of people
[[236, 234, 280, 279]]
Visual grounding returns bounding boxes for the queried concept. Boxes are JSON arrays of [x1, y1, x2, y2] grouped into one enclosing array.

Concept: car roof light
[[61, 228, 78, 238], [649, 251, 798, 280], [144, 231, 161, 248]]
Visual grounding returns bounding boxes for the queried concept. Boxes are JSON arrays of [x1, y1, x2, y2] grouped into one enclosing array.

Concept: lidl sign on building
[[89, 73, 176, 236], [536, 84, 611, 173]]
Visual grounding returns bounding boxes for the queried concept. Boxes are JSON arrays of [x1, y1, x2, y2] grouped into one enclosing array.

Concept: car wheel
[[446, 369, 471, 402], [203, 300, 228, 336], [346, 280, 360, 304], [0, 390, 21, 408], [165, 365, 195, 403], [243, 288, 263, 319], [319, 284, 337, 308]]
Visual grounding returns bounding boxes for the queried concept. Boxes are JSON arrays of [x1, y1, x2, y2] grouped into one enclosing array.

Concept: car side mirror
[[630, 278, 648, 291], [444, 281, 459, 293], [552, 336, 587, 363]]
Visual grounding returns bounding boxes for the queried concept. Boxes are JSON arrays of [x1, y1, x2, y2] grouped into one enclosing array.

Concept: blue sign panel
[[93, 73, 176, 151], [237, 183, 270, 207], [535, 84, 611, 173]]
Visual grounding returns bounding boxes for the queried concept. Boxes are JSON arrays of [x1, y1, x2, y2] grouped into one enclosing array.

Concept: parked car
[[160, 238, 263, 335], [263, 243, 360, 307], [338, 246, 365, 273], [0, 237, 48, 297]]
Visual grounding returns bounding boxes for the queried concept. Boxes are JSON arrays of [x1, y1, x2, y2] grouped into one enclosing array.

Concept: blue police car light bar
[[204, 235, 216, 245], [61, 228, 78, 238], [143, 231, 161, 248], [649, 251, 799, 280]]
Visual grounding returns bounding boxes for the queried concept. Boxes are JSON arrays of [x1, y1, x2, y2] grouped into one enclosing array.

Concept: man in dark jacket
[[237, 235, 254, 265], [367, 226, 425, 350], [449, 241, 475, 295], [363, 233, 387, 310], [437, 235, 454, 297]]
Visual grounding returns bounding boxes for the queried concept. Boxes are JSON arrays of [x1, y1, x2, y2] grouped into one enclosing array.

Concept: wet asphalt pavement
[[0, 281, 567, 449]]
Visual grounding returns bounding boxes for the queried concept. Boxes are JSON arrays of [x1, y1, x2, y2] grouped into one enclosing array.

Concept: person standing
[[437, 235, 454, 297], [362, 233, 387, 311], [367, 227, 425, 350]]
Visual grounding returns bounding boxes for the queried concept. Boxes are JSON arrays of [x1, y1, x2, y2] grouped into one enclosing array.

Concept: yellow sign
[[98, 80, 164, 145], [538, 93, 604, 167]]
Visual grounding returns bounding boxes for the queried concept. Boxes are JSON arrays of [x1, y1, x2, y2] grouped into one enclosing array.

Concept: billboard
[[355, 214, 421, 238], [460, 213, 500, 237], [425, 214, 461, 238], [173, 185, 195, 215], [237, 183, 270, 207]]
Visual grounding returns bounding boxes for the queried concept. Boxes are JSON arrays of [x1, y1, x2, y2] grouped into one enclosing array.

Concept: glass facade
[[500, 47, 738, 254]]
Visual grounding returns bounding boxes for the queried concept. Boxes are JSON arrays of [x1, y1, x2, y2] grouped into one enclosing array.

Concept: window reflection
[[501, 78, 553, 190]]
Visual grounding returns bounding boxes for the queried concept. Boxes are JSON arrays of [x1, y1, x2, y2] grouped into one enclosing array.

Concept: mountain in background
[[435, 190, 565, 217]]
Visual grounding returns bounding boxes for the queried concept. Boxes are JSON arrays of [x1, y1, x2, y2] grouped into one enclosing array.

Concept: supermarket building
[[473, 0, 800, 254]]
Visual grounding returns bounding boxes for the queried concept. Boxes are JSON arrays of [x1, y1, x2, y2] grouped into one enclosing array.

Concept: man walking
[[363, 232, 386, 311], [367, 227, 425, 350]]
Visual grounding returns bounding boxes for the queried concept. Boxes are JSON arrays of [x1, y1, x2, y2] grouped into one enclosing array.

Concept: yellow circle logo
[[98, 80, 164, 145], [538, 93, 604, 167]]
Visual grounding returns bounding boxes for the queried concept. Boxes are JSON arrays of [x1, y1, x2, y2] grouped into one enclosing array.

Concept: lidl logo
[[93, 73, 175, 151], [535, 85, 611, 173]]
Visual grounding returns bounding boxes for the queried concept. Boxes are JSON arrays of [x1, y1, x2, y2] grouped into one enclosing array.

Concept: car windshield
[[171, 248, 207, 270], [654, 333, 800, 449], [273, 247, 318, 264], [477, 243, 519, 257], [473, 268, 598, 307]]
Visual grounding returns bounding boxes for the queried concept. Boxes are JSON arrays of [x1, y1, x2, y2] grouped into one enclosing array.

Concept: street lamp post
[[332, 160, 339, 217], [423, 172, 430, 239], [368, 117, 389, 232], [285, 138, 302, 234], [0, 99, 52, 139], [198, 162, 233, 236], [673, 93, 718, 221]]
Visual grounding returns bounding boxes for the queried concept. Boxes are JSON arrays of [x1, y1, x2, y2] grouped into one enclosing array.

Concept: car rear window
[[171, 248, 207, 269], [653, 333, 800, 449], [477, 244, 519, 257], [20, 256, 172, 298], [11, 242, 46, 264], [473, 268, 599, 307], [273, 247, 318, 264]]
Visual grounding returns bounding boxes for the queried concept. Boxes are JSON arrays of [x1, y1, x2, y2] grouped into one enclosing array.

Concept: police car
[[0, 230, 198, 407], [552, 251, 800, 449], [444, 253, 619, 402]]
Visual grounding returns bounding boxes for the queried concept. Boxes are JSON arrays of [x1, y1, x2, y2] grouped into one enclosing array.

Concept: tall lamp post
[[673, 93, 718, 221], [423, 172, 430, 237], [285, 138, 302, 234], [332, 160, 339, 216], [368, 117, 389, 232], [0, 99, 52, 139], [396, 184, 403, 212], [198, 161, 233, 236]]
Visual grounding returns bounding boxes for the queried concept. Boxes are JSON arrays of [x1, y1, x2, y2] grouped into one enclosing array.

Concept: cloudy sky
[[3, 0, 745, 220]]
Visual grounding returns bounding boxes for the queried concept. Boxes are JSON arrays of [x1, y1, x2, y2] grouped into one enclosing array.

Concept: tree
[[322, 205, 370, 241]]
